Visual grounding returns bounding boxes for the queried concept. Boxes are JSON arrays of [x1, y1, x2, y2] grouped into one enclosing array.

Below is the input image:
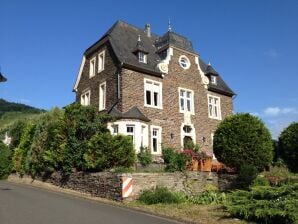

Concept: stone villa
[[73, 20, 235, 157]]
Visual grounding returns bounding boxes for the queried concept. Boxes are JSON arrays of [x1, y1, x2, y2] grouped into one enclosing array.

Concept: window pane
[[209, 104, 213, 116], [146, 90, 151, 105], [180, 90, 185, 97], [187, 99, 191, 112], [153, 138, 157, 152], [154, 92, 158, 106], [186, 91, 191, 98], [214, 106, 218, 117], [180, 98, 184, 111]]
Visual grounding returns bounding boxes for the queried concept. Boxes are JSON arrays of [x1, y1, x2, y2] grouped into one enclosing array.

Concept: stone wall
[[122, 172, 223, 200], [37, 172, 123, 201], [10, 171, 236, 201]]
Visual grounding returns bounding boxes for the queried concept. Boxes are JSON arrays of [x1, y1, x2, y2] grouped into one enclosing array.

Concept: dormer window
[[138, 52, 147, 63], [210, 75, 217, 85]]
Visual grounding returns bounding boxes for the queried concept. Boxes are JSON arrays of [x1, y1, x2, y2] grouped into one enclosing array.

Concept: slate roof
[[84, 20, 235, 96], [109, 106, 150, 122]]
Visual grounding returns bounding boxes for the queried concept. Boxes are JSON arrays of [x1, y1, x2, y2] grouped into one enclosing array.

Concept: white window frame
[[210, 75, 217, 85], [178, 87, 195, 114], [208, 95, 222, 120], [178, 55, 190, 69], [89, 57, 96, 78], [112, 124, 119, 135], [99, 82, 106, 111], [144, 78, 163, 109], [81, 90, 91, 106], [107, 121, 148, 153], [126, 125, 135, 145], [98, 51, 105, 73], [138, 52, 147, 63], [150, 125, 162, 155]]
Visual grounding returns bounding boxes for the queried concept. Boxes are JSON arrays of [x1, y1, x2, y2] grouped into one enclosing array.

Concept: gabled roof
[[74, 20, 235, 96], [109, 106, 150, 122]]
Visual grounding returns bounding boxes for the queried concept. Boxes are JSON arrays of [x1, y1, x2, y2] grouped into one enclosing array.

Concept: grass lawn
[[124, 202, 249, 224]]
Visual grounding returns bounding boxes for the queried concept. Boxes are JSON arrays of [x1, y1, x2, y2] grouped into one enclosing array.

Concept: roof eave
[[122, 63, 163, 77], [208, 86, 235, 97]]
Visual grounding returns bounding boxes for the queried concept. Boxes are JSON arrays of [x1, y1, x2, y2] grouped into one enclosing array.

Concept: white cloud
[[263, 107, 298, 117], [257, 106, 298, 139], [264, 107, 280, 116], [264, 49, 280, 59]]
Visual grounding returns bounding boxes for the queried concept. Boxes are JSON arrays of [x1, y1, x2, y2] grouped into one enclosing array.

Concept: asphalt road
[[0, 181, 181, 224]]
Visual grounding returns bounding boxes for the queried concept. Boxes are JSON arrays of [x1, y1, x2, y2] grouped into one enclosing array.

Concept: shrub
[[137, 147, 152, 167], [138, 187, 186, 204], [225, 184, 298, 224], [7, 120, 26, 149], [83, 133, 135, 171], [162, 147, 189, 172], [279, 122, 298, 173], [236, 164, 258, 189], [251, 176, 270, 187], [188, 189, 226, 205], [61, 103, 111, 173], [29, 108, 64, 176], [0, 142, 12, 179], [12, 122, 36, 175], [213, 113, 273, 171]]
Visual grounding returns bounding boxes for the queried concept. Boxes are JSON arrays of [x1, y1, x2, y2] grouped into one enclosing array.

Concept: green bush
[[162, 147, 189, 172], [137, 147, 152, 167], [12, 122, 36, 175], [61, 103, 111, 173], [236, 164, 258, 189], [83, 133, 135, 171], [279, 122, 298, 173], [213, 113, 273, 170], [225, 184, 298, 224], [0, 142, 12, 179], [188, 190, 226, 205], [251, 176, 270, 187], [7, 120, 26, 149], [138, 187, 186, 204], [29, 108, 64, 176]]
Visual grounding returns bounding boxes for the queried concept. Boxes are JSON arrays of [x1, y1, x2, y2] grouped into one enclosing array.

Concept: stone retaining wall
[[9, 171, 236, 201]]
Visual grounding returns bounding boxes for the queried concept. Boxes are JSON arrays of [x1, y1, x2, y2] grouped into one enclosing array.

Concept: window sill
[[144, 105, 163, 110], [208, 116, 222, 121]]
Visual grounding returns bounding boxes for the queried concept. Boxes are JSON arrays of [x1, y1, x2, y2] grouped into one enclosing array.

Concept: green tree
[[0, 142, 12, 179], [279, 122, 298, 172], [83, 133, 135, 171], [61, 103, 111, 173], [29, 108, 65, 176], [213, 113, 273, 170]]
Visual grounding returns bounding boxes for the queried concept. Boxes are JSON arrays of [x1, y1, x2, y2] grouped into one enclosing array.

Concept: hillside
[[0, 99, 44, 116], [0, 99, 45, 131]]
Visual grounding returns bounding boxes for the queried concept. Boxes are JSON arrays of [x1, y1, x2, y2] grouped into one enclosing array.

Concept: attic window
[[179, 55, 190, 69], [210, 76, 217, 85], [138, 52, 147, 64]]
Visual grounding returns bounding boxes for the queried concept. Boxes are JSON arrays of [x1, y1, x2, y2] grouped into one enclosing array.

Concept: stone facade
[[121, 47, 233, 153], [73, 21, 234, 155], [75, 43, 120, 112]]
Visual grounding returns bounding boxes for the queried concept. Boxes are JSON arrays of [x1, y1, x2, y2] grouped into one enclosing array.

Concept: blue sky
[[0, 0, 297, 139]]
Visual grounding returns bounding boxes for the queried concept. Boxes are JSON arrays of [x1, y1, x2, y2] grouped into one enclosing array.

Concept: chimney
[[145, 24, 151, 37]]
